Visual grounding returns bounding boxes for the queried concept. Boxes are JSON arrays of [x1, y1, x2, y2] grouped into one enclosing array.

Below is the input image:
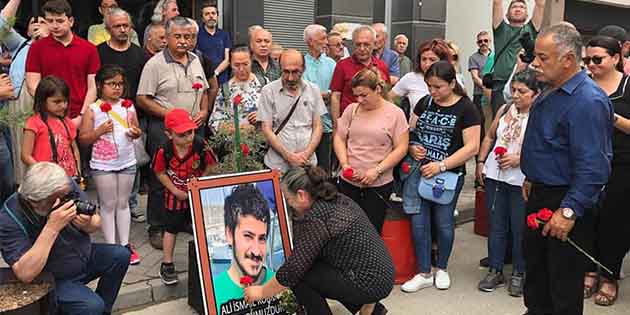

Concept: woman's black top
[[276, 194, 394, 299], [610, 76, 630, 166]]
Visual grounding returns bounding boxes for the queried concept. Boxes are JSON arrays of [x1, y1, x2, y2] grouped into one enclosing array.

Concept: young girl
[[22, 76, 80, 179], [79, 65, 142, 265]]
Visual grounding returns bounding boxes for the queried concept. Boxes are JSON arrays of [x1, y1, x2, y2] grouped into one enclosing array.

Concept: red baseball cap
[[164, 108, 197, 133]]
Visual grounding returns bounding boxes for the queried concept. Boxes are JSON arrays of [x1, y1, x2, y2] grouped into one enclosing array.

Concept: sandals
[[594, 278, 618, 306], [583, 272, 599, 299]]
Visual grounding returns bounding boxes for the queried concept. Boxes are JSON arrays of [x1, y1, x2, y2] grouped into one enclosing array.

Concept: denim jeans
[[0, 128, 15, 203], [56, 243, 130, 315], [485, 178, 526, 273], [128, 170, 140, 210], [410, 175, 464, 273]]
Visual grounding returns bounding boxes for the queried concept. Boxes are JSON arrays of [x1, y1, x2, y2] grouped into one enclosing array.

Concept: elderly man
[[372, 23, 399, 83], [250, 28, 281, 86], [302, 24, 336, 173], [0, 162, 130, 314], [137, 16, 209, 249], [330, 25, 389, 130], [394, 34, 411, 77], [521, 23, 613, 315], [491, 0, 545, 114], [87, 0, 140, 46], [257, 49, 326, 173], [143, 22, 166, 61], [326, 31, 346, 63]]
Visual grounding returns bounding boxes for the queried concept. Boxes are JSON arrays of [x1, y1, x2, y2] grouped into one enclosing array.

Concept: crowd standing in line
[[1, 0, 630, 314]]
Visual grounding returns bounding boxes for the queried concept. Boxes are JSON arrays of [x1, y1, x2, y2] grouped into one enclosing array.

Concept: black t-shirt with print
[[412, 95, 481, 173]]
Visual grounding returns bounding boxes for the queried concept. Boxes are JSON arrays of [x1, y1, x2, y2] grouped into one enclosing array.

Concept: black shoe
[[508, 273, 525, 297], [159, 262, 178, 285], [478, 269, 505, 292], [479, 257, 489, 268], [371, 302, 388, 315]]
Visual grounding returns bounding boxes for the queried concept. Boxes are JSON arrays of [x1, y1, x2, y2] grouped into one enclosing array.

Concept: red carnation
[[233, 94, 243, 106], [100, 102, 112, 113], [537, 208, 554, 222], [527, 213, 539, 230], [401, 162, 411, 174], [494, 146, 507, 156], [240, 143, 250, 157], [342, 168, 354, 179], [192, 82, 203, 90], [121, 99, 133, 108], [240, 276, 254, 287]]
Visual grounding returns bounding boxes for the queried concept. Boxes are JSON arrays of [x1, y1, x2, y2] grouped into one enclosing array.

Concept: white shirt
[[89, 100, 136, 171], [392, 72, 429, 108]]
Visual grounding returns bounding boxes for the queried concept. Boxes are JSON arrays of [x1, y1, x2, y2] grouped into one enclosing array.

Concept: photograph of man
[[213, 184, 275, 315]]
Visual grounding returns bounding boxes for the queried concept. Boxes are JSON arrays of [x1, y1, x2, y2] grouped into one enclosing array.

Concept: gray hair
[[104, 8, 132, 29], [352, 25, 376, 42], [186, 17, 199, 34], [19, 162, 70, 202], [539, 23, 583, 63], [151, 0, 176, 24], [303, 24, 327, 42], [394, 34, 408, 42], [165, 16, 192, 35], [372, 23, 387, 34]]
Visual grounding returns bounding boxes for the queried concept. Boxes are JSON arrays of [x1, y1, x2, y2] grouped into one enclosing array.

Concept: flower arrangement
[[278, 290, 299, 314]]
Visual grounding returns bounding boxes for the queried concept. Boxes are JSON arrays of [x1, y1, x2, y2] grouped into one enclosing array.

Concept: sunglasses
[[582, 56, 605, 65], [477, 39, 489, 44]]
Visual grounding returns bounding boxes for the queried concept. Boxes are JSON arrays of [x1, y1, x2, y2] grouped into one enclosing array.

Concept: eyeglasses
[[104, 81, 124, 89], [582, 56, 605, 65], [477, 39, 489, 44]]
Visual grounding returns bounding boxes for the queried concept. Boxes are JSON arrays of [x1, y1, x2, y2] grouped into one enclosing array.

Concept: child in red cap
[[153, 108, 216, 285]]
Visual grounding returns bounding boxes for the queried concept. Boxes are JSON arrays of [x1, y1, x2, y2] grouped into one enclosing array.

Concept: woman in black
[[582, 35, 630, 306], [244, 166, 394, 315]]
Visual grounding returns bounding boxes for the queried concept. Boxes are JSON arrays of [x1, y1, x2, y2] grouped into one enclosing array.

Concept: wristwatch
[[439, 162, 447, 173], [562, 208, 576, 220]]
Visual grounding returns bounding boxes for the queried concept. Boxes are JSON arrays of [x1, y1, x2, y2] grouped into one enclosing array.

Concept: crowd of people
[[0, 0, 629, 314]]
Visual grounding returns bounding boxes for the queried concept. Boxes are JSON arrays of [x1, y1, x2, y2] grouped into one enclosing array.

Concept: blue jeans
[[128, 170, 140, 210], [56, 243, 130, 314], [410, 175, 464, 273], [0, 128, 14, 203], [485, 178, 526, 273]]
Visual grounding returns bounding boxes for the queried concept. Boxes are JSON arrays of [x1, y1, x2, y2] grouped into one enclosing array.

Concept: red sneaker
[[126, 244, 141, 265]]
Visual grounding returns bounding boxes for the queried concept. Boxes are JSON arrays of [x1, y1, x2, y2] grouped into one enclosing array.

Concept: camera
[[519, 32, 536, 64], [59, 191, 97, 216]]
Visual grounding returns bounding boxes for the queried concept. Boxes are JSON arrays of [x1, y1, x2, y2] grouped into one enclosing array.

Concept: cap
[[164, 108, 197, 134]]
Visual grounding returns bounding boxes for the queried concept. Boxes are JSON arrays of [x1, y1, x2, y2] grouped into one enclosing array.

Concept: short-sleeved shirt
[[303, 53, 336, 133], [493, 20, 537, 82], [0, 188, 92, 281], [196, 26, 232, 84], [97, 42, 146, 100], [137, 50, 209, 116], [412, 95, 481, 173], [330, 55, 390, 113], [399, 54, 412, 78], [257, 79, 327, 173], [251, 58, 281, 86], [213, 268, 275, 315], [26, 34, 101, 118], [377, 48, 400, 78], [153, 142, 215, 211], [336, 102, 408, 187], [468, 50, 490, 95], [87, 23, 140, 47], [24, 114, 78, 177], [392, 72, 429, 108], [209, 76, 263, 132]]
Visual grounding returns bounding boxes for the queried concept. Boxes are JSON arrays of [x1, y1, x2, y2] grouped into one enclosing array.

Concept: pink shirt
[[337, 102, 408, 187], [24, 114, 78, 177]]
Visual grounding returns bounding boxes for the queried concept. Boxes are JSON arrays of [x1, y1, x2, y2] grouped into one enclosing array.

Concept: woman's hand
[[410, 144, 427, 161], [476, 162, 485, 187], [497, 153, 520, 169], [244, 285, 264, 304], [247, 111, 257, 125], [420, 162, 441, 178], [97, 119, 114, 136], [360, 168, 380, 185], [126, 126, 142, 139]]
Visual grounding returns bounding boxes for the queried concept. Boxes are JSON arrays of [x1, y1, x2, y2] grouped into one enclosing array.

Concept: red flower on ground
[[527, 213, 540, 230], [494, 146, 507, 156], [121, 99, 133, 108], [100, 102, 112, 113], [342, 168, 354, 179], [537, 208, 554, 222], [241, 143, 250, 157], [192, 82, 203, 90], [240, 276, 254, 286], [233, 94, 243, 106], [401, 162, 411, 174]]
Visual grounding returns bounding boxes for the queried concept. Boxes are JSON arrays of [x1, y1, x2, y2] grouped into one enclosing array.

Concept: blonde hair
[[351, 68, 388, 98]]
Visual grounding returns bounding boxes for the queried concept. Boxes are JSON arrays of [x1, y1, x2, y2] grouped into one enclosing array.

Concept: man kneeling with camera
[[0, 162, 130, 315]]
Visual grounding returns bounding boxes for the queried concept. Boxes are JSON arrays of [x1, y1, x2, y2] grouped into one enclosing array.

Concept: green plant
[[0, 106, 31, 128], [279, 289, 299, 314], [206, 124, 266, 174]]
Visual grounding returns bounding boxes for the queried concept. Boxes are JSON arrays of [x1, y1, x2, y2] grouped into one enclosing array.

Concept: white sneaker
[[389, 193, 403, 202], [435, 269, 451, 290], [401, 273, 434, 293]]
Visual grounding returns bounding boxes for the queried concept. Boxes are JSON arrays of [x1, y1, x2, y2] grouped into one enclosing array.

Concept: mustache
[[245, 252, 263, 263]]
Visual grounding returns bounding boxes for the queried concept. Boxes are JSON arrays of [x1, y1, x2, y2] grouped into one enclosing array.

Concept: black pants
[[292, 262, 382, 315], [146, 117, 168, 228], [315, 132, 333, 174], [338, 180, 392, 234], [589, 164, 630, 280], [524, 184, 595, 315]]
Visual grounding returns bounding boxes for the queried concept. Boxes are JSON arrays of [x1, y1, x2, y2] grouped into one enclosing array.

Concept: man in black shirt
[[97, 8, 147, 225]]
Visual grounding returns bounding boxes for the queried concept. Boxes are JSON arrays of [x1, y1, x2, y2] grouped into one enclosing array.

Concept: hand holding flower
[[126, 125, 142, 139], [410, 144, 426, 161], [246, 111, 257, 125], [497, 153, 520, 169], [360, 167, 380, 185], [193, 109, 208, 127], [542, 209, 575, 241], [97, 119, 114, 136]]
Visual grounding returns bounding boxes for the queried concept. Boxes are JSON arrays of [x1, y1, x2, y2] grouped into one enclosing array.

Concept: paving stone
[[113, 281, 154, 312]]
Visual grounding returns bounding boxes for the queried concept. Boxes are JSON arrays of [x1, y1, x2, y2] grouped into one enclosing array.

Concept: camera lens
[[75, 200, 97, 216]]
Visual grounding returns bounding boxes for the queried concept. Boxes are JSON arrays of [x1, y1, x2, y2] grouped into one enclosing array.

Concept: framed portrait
[[189, 170, 293, 315]]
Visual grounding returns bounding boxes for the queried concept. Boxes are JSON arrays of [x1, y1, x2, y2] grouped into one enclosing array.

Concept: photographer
[[0, 162, 130, 315]]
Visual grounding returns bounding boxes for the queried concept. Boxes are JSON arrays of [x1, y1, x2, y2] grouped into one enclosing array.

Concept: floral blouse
[[208, 76, 263, 133]]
